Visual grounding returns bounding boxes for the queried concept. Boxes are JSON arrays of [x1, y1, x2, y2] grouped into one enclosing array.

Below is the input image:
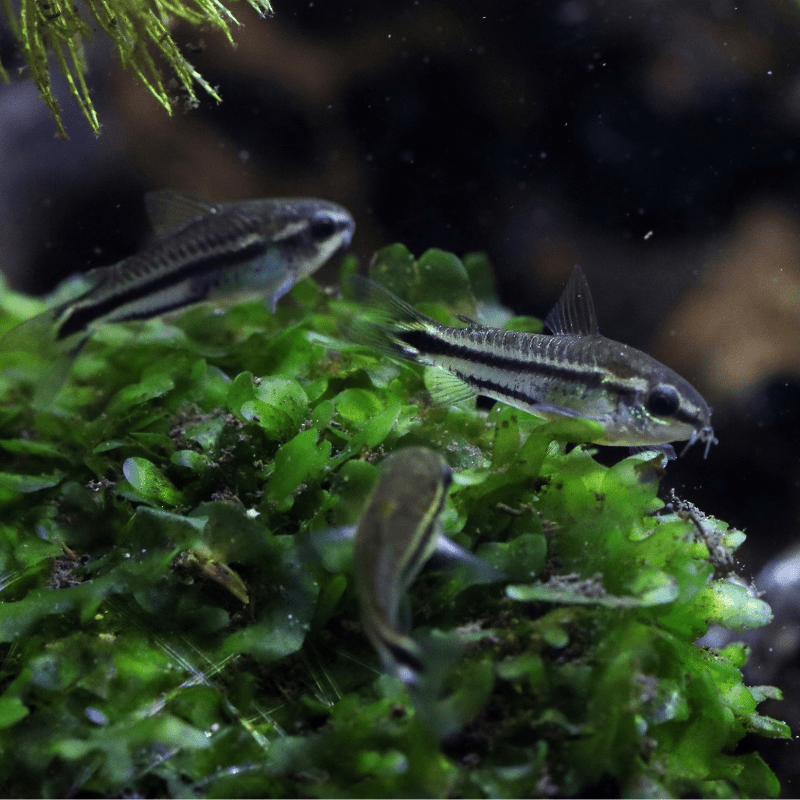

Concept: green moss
[[0, 248, 789, 797], [0, 0, 273, 138]]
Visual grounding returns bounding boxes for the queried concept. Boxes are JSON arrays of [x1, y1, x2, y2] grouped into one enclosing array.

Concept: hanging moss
[[0, 246, 789, 797], [0, 0, 273, 138]]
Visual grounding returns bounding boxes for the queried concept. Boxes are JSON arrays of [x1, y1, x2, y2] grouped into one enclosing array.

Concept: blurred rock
[[652, 203, 800, 403]]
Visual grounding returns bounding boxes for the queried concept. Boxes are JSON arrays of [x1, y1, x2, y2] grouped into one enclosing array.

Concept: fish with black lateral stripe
[[2, 190, 355, 404], [354, 447, 504, 685], [344, 267, 716, 458]]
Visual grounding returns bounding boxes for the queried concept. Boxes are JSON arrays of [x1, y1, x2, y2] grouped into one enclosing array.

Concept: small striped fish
[[354, 447, 503, 685], [354, 447, 449, 684], [345, 268, 716, 458], [2, 189, 354, 362]]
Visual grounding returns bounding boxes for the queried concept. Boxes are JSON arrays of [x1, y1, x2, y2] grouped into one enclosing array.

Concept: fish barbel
[[345, 267, 716, 458]]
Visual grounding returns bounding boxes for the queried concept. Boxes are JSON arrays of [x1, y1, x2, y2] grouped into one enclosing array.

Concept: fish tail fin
[[0, 305, 63, 355], [30, 344, 85, 410], [367, 621, 426, 686], [1, 303, 85, 409], [341, 275, 434, 364]]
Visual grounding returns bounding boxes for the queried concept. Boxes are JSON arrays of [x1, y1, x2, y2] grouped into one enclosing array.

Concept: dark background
[[1, 0, 798, 789]]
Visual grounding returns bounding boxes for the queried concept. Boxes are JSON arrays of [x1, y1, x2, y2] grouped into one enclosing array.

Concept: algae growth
[[0, 245, 789, 797]]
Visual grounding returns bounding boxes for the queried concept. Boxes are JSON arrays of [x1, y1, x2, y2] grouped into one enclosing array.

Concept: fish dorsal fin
[[544, 266, 599, 337], [144, 189, 220, 235]]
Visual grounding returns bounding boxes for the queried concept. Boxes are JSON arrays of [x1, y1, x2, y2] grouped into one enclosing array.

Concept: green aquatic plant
[[0, 246, 789, 797], [0, 0, 273, 138]]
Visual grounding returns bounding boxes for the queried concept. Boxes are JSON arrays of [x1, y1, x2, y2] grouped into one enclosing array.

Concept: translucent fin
[[341, 275, 434, 362], [0, 306, 61, 354], [630, 443, 677, 464], [1, 301, 91, 408], [526, 400, 600, 421], [31, 342, 85, 410], [264, 271, 297, 313], [144, 189, 220, 235], [423, 366, 477, 406], [343, 315, 421, 362], [428, 534, 508, 585], [295, 525, 355, 574], [343, 275, 433, 328], [544, 266, 599, 337]]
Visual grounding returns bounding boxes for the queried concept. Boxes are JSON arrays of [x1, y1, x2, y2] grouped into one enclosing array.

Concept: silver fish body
[[4, 190, 355, 349], [54, 191, 355, 342], [345, 268, 716, 457]]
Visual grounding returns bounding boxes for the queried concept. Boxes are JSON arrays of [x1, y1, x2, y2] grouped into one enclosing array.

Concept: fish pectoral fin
[[295, 525, 356, 573], [264, 271, 298, 312], [527, 400, 600, 421], [544, 265, 600, 337], [429, 534, 508, 585], [629, 444, 677, 465], [423, 367, 477, 407], [145, 189, 221, 235]]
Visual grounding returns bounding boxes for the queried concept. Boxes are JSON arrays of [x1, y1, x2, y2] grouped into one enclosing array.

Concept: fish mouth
[[679, 425, 718, 459]]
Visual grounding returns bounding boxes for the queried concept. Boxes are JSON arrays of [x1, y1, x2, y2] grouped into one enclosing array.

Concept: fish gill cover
[[0, 246, 790, 798]]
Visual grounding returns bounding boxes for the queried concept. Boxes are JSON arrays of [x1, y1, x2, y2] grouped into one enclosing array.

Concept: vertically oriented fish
[[345, 268, 716, 457], [2, 189, 355, 363], [354, 447, 450, 685], [353, 447, 503, 685]]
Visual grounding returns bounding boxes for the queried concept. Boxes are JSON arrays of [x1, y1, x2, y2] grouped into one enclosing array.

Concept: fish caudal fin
[[366, 618, 426, 686], [0, 305, 62, 355], [343, 275, 478, 407], [341, 275, 432, 362], [0, 304, 86, 408]]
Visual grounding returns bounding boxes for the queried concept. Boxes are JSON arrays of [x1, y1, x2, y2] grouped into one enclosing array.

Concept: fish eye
[[646, 384, 681, 418], [309, 213, 338, 241]]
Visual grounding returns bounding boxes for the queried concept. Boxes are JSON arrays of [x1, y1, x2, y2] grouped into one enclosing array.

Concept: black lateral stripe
[[384, 640, 426, 673], [455, 370, 548, 409], [398, 326, 606, 387], [399, 501, 445, 588], [57, 240, 266, 340]]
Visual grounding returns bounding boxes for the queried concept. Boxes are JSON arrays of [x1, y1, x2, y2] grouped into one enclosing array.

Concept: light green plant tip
[[0, 0, 273, 138]]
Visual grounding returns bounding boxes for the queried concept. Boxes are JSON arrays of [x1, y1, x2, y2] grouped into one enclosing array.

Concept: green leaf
[[227, 373, 309, 440], [0, 243, 786, 799], [695, 581, 773, 631], [334, 388, 385, 427], [367, 244, 475, 316], [0, 470, 62, 493], [104, 371, 175, 416], [265, 427, 332, 511], [0, 697, 29, 728], [120, 457, 184, 506], [329, 402, 405, 466]]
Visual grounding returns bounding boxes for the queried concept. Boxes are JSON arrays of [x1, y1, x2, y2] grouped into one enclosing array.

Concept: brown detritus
[[668, 489, 737, 572]]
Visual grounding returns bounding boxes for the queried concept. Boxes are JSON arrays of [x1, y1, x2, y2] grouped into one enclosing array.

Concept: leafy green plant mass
[[0, 246, 789, 797], [0, 0, 273, 138]]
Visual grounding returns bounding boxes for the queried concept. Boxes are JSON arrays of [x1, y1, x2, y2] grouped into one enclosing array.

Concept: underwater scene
[[0, 0, 798, 796]]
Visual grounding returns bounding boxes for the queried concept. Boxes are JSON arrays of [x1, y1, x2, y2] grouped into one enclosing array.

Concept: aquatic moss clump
[[0, 0, 273, 138], [0, 246, 789, 797]]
